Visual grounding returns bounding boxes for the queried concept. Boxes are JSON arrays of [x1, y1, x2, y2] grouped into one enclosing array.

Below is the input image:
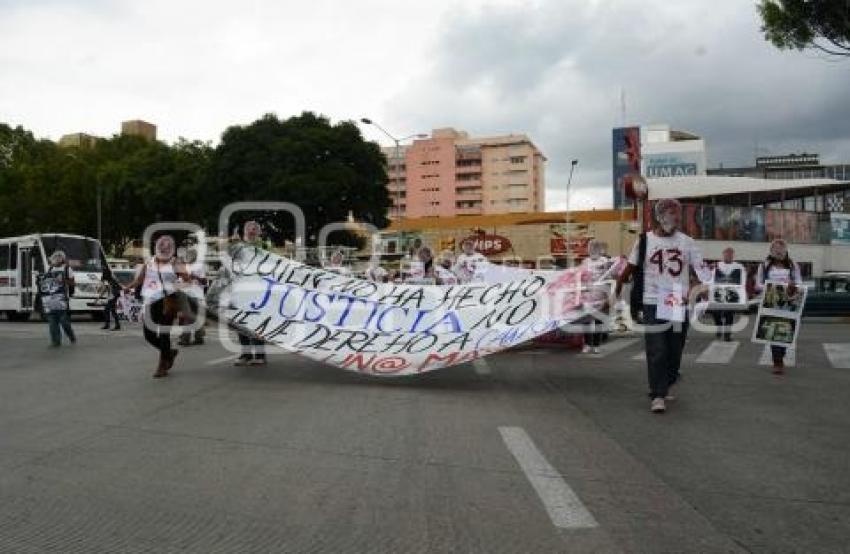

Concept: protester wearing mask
[[40, 250, 77, 347], [123, 235, 190, 378], [177, 247, 206, 347], [580, 239, 616, 354], [616, 198, 711, 413], [365, 259, 389, 283], [711, 247, 746, 341], [325, 249, 351, 276], [755, 239, 802, 374], [453, 239, 488, 284], [234, 221, 268, 366]]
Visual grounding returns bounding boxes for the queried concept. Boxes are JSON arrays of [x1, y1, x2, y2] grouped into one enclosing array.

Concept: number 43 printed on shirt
[[648, 248, 683, 276]]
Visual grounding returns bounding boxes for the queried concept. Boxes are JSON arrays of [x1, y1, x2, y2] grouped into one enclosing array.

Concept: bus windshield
[[40, 235, 104, 272]]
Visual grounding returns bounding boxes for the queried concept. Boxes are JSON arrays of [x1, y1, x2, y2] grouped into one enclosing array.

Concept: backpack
[[629, 232, 648, 323]]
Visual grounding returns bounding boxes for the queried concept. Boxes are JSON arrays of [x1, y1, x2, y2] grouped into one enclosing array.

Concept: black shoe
[[112, 325, 121, 331], [101, 325, 110, 330], [234, 355, 252, 366]]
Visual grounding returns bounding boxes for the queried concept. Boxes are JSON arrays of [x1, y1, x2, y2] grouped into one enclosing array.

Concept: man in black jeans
[[101, 270, 121, 330], [616, 198, 711, 413]]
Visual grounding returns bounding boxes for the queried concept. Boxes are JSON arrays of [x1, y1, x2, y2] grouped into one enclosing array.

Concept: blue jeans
[[47, 310, 76, 346]]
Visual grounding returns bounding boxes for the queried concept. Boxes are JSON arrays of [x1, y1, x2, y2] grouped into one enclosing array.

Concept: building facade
[[613, 124, 706, 208], [58, 133, 99, 149], [381, 128, 546, 219], [121, 120, 157, 142]]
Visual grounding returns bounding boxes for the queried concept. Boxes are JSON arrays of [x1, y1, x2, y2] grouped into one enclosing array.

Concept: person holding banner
[[235, 220, 269, 366], [123, 235, 191, 378], [453, 238, 488, 284], [711, 247, 746, 341], [436, 251, 459, 286], [40, 250, 77, 347], [101, 268, 122, 331], [755, 239, 803, 374], [580, 239, 616, 354], [616, 198, 711, 414]]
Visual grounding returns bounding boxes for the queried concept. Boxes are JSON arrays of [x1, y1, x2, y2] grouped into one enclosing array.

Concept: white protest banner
[[751, 281, 807, 348], [207, 244, 605, 375]]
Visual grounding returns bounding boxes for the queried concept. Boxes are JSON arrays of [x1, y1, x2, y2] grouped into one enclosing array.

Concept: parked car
[[803, 274, 850, 316]]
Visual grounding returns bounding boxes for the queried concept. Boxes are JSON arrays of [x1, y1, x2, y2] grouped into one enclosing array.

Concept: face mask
[[770, 247, 786, 259], [155, 241, 173, 260], [659, 213, 677, 233]]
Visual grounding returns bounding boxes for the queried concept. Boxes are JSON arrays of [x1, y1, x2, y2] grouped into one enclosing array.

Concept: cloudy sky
[[2, 0, 849, 209]]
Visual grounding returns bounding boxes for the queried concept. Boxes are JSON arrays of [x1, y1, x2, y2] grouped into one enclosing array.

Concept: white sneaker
[[665, 383, 676, 401], [592, 347, 600, 354], [650, 398, 666, 413], [581, 345, 591, 354]]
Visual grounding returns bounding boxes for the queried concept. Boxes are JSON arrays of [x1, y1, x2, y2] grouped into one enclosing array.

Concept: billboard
[[612, 127, 640, 209], [832, 213, 850, 245]]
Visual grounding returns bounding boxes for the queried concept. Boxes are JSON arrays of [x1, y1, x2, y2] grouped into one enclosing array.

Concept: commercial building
[[613, 124, 706, 208], [58, 133, 99, 149], [121, 120, 157, 142], [381, 127, 546, 219]]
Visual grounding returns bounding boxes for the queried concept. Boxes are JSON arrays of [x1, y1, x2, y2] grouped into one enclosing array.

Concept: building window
[[510, 156, 527, 164]]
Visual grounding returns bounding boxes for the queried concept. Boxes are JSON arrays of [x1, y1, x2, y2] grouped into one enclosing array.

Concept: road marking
[[205, 355, 238, 366], [472, 358, 491, 375], [696, 341, 739, 364], [498, 426, 598, 529], [823, 343, 850, 368], [758, 345, 796, 367], [586, 338, 639, 358], [631, 352, 646, 361]]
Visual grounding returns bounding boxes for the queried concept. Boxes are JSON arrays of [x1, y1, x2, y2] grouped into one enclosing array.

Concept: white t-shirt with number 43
[[628, 230, 710, 306]]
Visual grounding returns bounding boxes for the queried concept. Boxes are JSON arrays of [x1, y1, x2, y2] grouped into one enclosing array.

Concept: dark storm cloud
[[389, 0, 850, 208]]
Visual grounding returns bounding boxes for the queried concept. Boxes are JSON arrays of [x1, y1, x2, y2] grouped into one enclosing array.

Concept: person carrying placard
[[755, 239, 803, 374]]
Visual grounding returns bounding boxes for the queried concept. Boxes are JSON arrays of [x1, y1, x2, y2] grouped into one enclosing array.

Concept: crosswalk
[[595, 337, 850, 369]]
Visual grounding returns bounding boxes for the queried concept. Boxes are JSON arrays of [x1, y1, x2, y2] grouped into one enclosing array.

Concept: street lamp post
[[565, 159, 578, 267], [360, 118, 426, 221]]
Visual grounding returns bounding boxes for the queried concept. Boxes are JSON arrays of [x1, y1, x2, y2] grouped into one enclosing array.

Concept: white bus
[[0, 233, 108, 321]]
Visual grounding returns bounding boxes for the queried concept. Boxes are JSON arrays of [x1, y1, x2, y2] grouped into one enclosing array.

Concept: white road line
[[205, 355, 238, 366], [498, 426, 598, 529], [696, 341, 739, 364], [472, 358, 491, 375], [631, 352, 646, 361], [758, 344, 796, 367], [823, 343, 850, 368], [587, 338, 639, 358]]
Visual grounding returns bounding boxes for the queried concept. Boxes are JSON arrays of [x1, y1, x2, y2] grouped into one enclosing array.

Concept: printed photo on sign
[[762, 282, 806, 314], [708, 284, 747, 310], [753, 314, 798, 346]]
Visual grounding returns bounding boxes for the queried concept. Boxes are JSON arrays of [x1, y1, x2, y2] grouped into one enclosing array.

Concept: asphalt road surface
[[1, 316, 849, 553]]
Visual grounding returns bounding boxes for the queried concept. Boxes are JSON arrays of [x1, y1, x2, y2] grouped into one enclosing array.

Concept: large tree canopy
[[208, 111, 390, 245], [0, 112, 390, 255], [758, 0, 850, 57]]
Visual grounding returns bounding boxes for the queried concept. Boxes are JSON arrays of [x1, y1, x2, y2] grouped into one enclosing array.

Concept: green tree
[[758, 0, 850, 57], [208, 112, 390, 246]]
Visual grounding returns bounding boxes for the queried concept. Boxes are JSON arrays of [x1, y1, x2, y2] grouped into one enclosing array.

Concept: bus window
[[9, 243, 16, 270], [40, 236, 102, 272], [0, 244, 8, 270]]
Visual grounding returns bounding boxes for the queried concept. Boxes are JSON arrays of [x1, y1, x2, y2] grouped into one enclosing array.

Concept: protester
[[616, 198, 711, 413], [711, 247, 746, 341], [435, 250, 458, 285], [365, 259, 389, 283], [325, 249, 352, 276], [408, 237, 423, 259], [101, 268, 122, 331], [453, 238, 488, 283], [177, 246, 206, 347], [40, 250, 77, 347], [235, 220, 268, 366], [755, 239, 803, 374], [406, 246, 436, 283], [122, 235, 190, 378], [580, 239, 615, 354]]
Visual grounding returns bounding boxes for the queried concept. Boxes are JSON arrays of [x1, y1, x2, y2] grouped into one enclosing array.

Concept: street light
[[565, 159, 578, 267], [360, 118, 427, 220]]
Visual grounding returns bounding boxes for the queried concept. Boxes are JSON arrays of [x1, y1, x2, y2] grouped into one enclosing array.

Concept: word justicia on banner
[[206, 244, 612, 376]]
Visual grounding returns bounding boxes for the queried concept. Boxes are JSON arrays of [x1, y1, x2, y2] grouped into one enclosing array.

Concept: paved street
[[1, 317, 849, 553]]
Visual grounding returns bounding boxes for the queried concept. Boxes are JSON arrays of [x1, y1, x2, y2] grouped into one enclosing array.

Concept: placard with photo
[[708, 284, 747, 311], [751, 281, 807, 347]]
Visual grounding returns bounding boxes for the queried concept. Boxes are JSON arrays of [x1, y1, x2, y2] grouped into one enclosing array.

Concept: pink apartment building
[[383, 128, 546, 219]]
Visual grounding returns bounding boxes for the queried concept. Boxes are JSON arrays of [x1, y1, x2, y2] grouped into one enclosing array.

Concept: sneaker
[[650, 398, 666, 413], [249, 356, 267, 366], [234, 355, 252, 366], [592, 347, 600, 354], [581, 345, 591, 354]]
